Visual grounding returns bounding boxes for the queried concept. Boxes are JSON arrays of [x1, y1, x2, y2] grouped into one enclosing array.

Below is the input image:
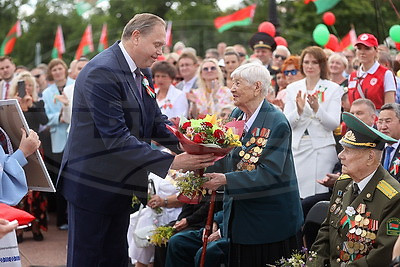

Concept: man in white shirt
[[175, 52, 199, 93], [0, 56, 16, 100], [377, 103, 400, 181]]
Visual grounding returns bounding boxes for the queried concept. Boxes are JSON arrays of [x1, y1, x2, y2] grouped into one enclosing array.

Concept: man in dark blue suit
[[57, 13, 216, 267]]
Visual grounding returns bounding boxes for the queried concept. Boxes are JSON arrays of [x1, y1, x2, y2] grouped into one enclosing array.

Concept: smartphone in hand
[[17, 80, 26, 98]]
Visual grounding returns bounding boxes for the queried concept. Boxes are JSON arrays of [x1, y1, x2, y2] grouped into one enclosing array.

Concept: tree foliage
[[0, 0, 399, 67]]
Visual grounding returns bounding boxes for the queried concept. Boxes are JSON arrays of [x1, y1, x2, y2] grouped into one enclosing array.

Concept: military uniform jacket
[[310, 166, 400, 266], [208, 100, 303, 244]]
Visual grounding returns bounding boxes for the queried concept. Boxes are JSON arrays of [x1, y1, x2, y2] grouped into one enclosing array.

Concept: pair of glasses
[[283, 69, 299, 76], [274, 54, 287, 60], [238, 52, 246, 57], [202, 66, 217, 72], [33, 74, 41, 78]]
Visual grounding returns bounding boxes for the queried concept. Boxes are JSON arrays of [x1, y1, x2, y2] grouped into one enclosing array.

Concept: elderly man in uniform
[[310, 112, 400, 266], [248, 32, 277, 75]]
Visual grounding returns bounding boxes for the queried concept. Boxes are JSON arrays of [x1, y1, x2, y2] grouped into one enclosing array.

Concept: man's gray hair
[[380, 103, 400, 120], [121, 13, 165, 40], [231, 63, 271, 95]]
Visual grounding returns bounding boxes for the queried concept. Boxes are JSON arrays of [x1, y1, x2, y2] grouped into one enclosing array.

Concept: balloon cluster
[[389, 25, 400, 50], [312, 12, 339, 51], [258, 21, 288, 48]]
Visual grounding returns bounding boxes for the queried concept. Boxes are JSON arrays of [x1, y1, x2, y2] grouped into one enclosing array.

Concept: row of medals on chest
[[332, 192, 378, 262], [237, 128, 270, 171]]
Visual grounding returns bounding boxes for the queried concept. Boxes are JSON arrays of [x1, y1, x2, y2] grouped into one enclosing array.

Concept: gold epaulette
[[377, 180, 399, 199], [337, 174, 351, 181]]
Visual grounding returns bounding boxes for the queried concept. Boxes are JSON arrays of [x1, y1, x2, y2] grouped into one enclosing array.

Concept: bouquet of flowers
[[149, 226, 176, 246], [166, 114, 244, 204], [267, 248, 317, 267], [174, 170, 209, 200], [166, 114, 244, 157]]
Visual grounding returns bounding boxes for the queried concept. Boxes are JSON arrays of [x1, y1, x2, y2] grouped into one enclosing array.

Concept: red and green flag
[[0, 21, 21, 56], [98, 23, 108, 52], [313, 0, 341, 14], [214, 4, 257, 33], [339, 28, 357, 51], [165, 21, 173, 47], [75, 24, 94, 60], [51, 25, 65, 59]]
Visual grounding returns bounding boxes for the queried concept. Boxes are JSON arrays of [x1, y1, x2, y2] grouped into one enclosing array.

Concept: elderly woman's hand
[[296, 90, 306, 115], [307, 93, 319, 113], [203, 173, 227, 191], [147, 194, 163, 209]]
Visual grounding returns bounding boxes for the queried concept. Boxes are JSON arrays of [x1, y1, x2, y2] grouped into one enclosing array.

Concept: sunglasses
[[274, 54, 287, 60], [283, 69, 299, 76], [202, 66, 217, 72], [33, 74, 41, 78]]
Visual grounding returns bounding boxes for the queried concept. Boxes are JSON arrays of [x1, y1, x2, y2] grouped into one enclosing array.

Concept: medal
[[239, 150, 245, 157]]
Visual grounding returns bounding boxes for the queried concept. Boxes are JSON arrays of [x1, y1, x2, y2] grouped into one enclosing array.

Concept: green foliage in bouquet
[[149, 226, 176, 246], [175, 171, 209, 198]]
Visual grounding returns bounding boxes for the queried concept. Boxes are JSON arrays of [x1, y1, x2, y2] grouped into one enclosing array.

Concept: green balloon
[[389, 25, 400, 43], [313, 24, 330, 46]]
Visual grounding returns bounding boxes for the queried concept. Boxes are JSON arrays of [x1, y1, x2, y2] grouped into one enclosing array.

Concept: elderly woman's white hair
[[231, 63, 271, 95], [328, 52, 349, 69]]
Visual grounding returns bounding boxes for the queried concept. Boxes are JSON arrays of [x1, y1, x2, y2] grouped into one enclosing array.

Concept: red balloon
[[396, 42, 400, 51], [322, 12, 336, 26], [324, 34, 340, 51], [258, 21, 276, 37], [274, 36, 288, 47]]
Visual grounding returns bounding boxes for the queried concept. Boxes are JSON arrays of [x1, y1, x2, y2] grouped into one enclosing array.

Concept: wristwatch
[[164, 198, 168, 207]]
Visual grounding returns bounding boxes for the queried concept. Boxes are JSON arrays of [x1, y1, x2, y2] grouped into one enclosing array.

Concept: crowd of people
[[1, 11, 400, 267]]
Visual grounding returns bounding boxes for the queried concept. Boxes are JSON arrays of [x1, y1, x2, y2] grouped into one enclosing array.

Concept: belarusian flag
[[214, 4, 257, 33], [0, 21, 22, 56], [165, 21, 172, 47], [51, 25, 65, 59], [75, 24, 94, 60], [339, 28, 357, 51], [313, 0, 341, 14], [98, 23, 108, 52]]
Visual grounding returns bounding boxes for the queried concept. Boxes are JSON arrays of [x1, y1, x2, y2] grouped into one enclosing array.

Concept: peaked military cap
[[340, 112, 397, 150], [249, 32, 277, 51]]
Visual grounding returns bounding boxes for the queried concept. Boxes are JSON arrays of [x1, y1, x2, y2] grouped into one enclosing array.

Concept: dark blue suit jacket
[[57, 42, 179, 215]]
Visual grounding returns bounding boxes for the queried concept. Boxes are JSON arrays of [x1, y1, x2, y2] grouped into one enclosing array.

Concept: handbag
[[132, 204, 156, 248]]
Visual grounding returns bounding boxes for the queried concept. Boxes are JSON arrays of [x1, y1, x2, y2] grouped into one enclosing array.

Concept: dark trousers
[[166, 230, 229, 267], [229, 235, 297, 267], [67, 202, 130, 267]]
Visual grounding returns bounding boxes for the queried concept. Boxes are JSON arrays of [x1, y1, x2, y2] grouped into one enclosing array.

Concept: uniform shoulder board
[[337, 174, 351, 181], [377, 180, 399, 199]]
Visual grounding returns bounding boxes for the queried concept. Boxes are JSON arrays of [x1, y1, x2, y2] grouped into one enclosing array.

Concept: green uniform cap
[[340, 112, 397, 150]]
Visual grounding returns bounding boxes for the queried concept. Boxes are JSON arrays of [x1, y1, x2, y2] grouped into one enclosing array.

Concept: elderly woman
[[151, 61, 188, 119], [166, 63, 303, 266], [187, 58, 232, 118], [348, 33, 396, 110], [42, 58, 74, 230], [328, 52, 348, 87], [284, 46, 343, 200]]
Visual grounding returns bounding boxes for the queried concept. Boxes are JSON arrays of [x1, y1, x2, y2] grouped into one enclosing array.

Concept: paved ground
[[18, 212, 67, 267]]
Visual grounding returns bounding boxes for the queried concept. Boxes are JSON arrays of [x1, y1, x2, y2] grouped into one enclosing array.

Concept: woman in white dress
[[152, 61, 188, 119], [284, 46, 343, 199]]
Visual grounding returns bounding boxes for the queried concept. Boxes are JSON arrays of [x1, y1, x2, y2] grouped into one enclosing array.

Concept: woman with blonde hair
[[187, 58, 232, 118]]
